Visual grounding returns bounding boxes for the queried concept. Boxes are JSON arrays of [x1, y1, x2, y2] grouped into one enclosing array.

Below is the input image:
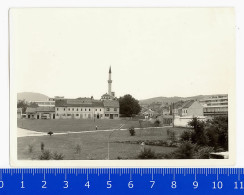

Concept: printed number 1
[[21, 181, 25, 189]]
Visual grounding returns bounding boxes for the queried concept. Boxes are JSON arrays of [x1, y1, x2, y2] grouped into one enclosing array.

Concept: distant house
[[17, 108, 22, 119], [143, 109, 156, 119], [178, 100, 203, 117], [26, 107, 55, 119]]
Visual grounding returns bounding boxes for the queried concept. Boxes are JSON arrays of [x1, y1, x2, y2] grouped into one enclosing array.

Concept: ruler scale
[[0, 168, 243, 194]]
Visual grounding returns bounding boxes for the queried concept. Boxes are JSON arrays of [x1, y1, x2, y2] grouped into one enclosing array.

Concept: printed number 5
[[107, 181, 112, 188]]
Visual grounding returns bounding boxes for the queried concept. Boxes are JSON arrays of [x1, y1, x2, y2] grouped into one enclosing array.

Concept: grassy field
[[17, 118, 148, 133], [18, 127, 188, 160]]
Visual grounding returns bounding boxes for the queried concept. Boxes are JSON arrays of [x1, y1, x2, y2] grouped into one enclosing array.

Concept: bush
[[53, 152, 64, 160], [167, 129, 176, 142], [138, 148, 157, 159], [47, 131, 53, 136], [41, 142, 45, 151], [129, 127, 135, 136], [193, 146, 214, 159], [28, 144, 33, 153], [188, 117, 208, 146], [39, 150, 52, 160], [154, 119, 161, 127], [171, 141, 195, 159], [180, 130, 193, 142]]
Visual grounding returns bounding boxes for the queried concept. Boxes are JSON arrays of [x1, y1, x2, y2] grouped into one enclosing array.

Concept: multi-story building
[[33, 101, 55, 107], [199, 94, 228, 117]]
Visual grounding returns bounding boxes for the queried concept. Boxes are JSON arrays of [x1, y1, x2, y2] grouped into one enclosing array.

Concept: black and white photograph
[[9, 8, 235, 166]]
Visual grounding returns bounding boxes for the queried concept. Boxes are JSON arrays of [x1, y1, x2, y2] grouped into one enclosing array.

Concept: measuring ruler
[[0, 168, 243, 194]]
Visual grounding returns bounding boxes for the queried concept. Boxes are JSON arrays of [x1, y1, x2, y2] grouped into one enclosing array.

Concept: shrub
[[47, 131, 54, 136], [129, 127, 135, 136], [41, 142, 45, 151], [180, 130, 193, 142], [193, 146, 214, 159], [171, 141, 195, 159], [167, 129, 176, 142], [188, 117, 208, 146], [53, 152, 64, 160], [39, 150, 52, 160], [154, 119, 161, 127], [138, 148, 157, 159], [74, 144, 82, 154], [28, 144, 33, 153]]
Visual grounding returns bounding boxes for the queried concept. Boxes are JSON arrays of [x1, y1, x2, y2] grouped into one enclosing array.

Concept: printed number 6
[[128, 181, 134, 188]]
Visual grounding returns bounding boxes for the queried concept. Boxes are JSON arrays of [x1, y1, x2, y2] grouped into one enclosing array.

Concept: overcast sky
[[11, 8, 235, 100]]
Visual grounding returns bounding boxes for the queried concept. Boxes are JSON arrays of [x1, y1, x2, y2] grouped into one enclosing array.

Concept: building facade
[[199, 94, 228, 117]]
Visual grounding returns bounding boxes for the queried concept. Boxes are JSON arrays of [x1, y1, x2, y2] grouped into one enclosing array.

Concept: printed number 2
[[42, 181, 47, 189]]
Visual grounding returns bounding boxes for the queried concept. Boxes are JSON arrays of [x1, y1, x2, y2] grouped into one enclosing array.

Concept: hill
[[139, 95, 210, 105], [17, 92, 49, 102]]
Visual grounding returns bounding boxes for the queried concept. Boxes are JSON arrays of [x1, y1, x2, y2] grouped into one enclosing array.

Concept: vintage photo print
[[9, 8, 235, 167]]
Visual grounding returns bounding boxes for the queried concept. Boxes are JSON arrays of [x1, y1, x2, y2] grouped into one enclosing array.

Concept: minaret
[[108, 66, 112, 96]]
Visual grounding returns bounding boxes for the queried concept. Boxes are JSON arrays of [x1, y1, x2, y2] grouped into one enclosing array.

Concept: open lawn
[[17, 118, 148, 133], [18, 127, 188, 160]]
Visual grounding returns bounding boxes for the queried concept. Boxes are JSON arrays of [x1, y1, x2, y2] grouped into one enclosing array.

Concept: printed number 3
[[63, 181, 68, 188]]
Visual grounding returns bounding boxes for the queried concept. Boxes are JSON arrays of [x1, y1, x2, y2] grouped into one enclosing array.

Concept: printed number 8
[[171, 181, 177, 189]]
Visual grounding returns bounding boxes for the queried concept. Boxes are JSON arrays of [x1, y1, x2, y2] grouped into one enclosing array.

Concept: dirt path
[[17, 126, 172, 138]]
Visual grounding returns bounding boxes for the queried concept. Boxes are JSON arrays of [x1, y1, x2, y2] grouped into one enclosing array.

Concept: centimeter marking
[[0, 168, 243, 176], [0, 168, 244, 194]]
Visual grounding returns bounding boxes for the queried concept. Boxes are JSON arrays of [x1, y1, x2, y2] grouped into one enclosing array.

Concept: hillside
[[139, 95, 210, 105], [17, 92, 49, 102]]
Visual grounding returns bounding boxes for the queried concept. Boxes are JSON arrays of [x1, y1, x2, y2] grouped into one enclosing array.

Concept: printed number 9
[[193, 181, 198, 189]]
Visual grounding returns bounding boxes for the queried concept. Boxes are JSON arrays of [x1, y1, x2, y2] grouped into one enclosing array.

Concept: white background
[[1, 0, 244, 167]]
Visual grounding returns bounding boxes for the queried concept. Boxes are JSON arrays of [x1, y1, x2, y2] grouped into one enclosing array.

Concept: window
[[96, 109, 97, 111], [89, 109, 90, 111], [76, 114, 79, 116], [85, 109, 86, 111], [77, 108, 78, 111], [56, 113, 59, 116], [114, 108, 117, 111], [56, 108, 59, 111], [72, 108, 74, 111], [105, 114, 109, 117], [67, 114, 71, 116], [64, 108, 65, 111], [100, 109, 101, 111], [81, 108, 82, 111], [107, 108, 110, 111], [68, 108, 70, 111]]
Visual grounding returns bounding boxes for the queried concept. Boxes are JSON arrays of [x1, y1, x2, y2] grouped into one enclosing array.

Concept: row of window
[[56, 113, 119, 117], [56, 107, 118, 112]]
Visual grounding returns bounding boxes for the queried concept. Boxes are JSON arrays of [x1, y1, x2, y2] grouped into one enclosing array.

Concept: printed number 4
[[85, 181, 90, 188]]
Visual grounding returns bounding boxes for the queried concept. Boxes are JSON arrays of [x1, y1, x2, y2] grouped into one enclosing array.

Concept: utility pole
[[172, 102, 175, 128]]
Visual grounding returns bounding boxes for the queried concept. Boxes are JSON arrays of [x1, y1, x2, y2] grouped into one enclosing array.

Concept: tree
[[17, 100, 28, 114], [119, 94, 141, 117], [188, 117, 208, 146]]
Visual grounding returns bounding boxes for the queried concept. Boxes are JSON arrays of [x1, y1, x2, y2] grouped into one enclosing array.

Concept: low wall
[[174, 116, 206, 127]]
